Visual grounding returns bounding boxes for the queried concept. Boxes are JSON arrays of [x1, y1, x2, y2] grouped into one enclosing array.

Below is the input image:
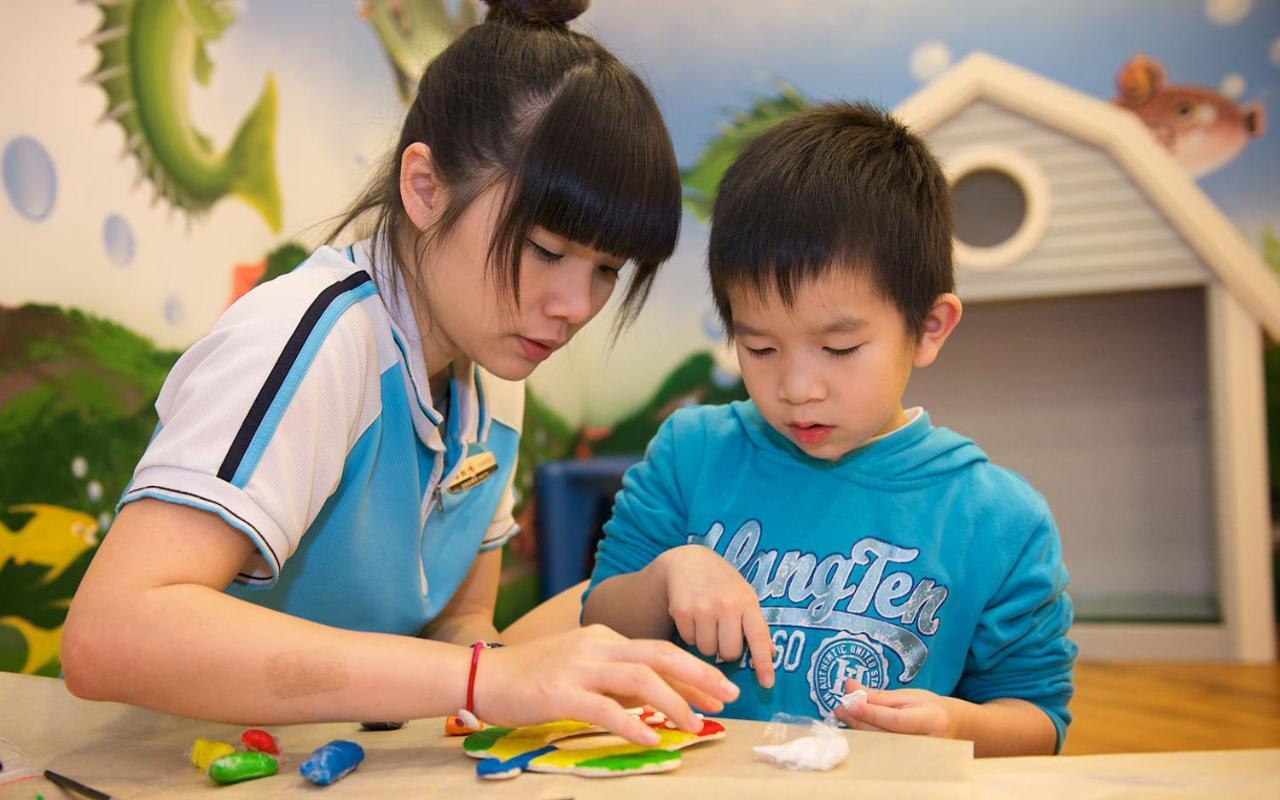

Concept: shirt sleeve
[[582, 413, 692, 606], [954, 509, 1078, 752], [479, 476, 519, 552], [117, 271, 382, 585]]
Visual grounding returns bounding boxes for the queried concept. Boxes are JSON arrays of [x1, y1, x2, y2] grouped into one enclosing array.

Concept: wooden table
[[1, 673, 1276, 798]]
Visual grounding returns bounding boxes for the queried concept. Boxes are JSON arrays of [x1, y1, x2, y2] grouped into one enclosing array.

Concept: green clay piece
[[461, 727, 514, 753], [576, 749, 682, 772], [208, 751, 278, 785]]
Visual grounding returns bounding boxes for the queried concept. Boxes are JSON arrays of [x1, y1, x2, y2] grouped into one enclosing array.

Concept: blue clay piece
[[300, 740, 365, 786], [475, 745, 558, 780]]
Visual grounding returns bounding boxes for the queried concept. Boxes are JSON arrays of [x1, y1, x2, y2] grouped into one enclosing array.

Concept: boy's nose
[[779, 361, 826, 404]]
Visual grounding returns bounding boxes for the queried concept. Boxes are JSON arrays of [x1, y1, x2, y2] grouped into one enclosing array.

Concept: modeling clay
[[241, 728, 279, 754], [840, 689, 869, 709], [359, 721, 406, 731], [445, 714, 486, 735], [208, 751, 278, 785], [190, 738, 236, 772], [300, 740, 365, 786], [463, 709, 725, 780]]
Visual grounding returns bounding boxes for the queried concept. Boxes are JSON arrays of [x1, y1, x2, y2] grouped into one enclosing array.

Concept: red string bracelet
[[465, 641, 486, 719]]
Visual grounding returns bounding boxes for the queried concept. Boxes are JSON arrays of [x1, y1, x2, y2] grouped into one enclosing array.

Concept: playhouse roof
[[895, 52, 1280, 341]]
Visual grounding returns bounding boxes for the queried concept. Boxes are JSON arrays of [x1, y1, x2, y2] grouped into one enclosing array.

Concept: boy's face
[[729, 270, 925, 461]]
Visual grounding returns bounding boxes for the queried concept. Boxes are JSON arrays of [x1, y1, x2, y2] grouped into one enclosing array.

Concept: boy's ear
[[912, 293, 963, 368], [400, 142, 446, 231]]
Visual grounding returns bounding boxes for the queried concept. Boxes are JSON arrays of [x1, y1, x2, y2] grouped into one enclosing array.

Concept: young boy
[[582, 103, 1076, 757]]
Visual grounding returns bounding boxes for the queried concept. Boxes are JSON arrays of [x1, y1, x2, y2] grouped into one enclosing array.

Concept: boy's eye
[[744, 346, 775, 358], [598, 264, 622, 278], [825, 345, 862, 358], [527, 239, 563, 262]]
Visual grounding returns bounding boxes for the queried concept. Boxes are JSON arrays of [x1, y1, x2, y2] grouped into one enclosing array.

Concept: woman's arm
[[502, 579, 587, 643], [62, 499, 472, 724], [420, 548, 502, 646], [63, 499, 738, 743]]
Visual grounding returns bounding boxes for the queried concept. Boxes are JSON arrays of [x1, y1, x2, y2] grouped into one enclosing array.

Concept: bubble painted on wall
[[711, 363, 741, 389], [910, 41, 953, 82], [2, 136, 57, 221], [164, 295, 185, 327], [1205, 0, 1252, 27], [700, 308, 725, 341], [102, 214, 136, 267]]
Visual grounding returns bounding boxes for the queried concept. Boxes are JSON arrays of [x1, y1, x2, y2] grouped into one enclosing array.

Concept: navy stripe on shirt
[[217, 271, 373, 482]]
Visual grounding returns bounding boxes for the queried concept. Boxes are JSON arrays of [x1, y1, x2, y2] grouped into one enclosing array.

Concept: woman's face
[[416, 183, 627, 381]]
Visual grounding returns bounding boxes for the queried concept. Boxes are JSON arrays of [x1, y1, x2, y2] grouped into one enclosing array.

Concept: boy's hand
[[832, 679, 956, 738], [648, 544, 775, 689]]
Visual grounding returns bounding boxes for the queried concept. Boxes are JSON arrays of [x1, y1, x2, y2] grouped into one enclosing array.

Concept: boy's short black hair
[[709, 102, 953, 338]]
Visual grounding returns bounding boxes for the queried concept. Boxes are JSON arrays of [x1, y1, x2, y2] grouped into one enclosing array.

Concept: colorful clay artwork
[[462, 708, 725, 780], [240, 728, 280, 754], [189, 738, 235, 772], [207, 751, 279, 785], [300, 740, 365, 786]]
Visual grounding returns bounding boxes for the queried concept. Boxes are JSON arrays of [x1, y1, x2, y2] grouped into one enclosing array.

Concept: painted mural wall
[[2, 0, 1278, 674]]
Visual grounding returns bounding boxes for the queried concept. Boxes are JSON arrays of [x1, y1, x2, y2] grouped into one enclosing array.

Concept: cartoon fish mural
[[0, 504, 98, 580], [680, 82, 810, 221], [0, 505, 99, 675], [0, 616, 64, 676], [1113, 55, 1265, 178], [83, 0, 282, 230], [359, 0, 479, 103]]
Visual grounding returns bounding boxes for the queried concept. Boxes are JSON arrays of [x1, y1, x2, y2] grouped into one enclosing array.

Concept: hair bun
[[483, 0, 588, 26]]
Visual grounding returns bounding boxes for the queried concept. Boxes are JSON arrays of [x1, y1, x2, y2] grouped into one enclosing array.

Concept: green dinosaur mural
[[681, 82, 810, 221], [84, 0, 282, 230], [359, 0, 479, 103]]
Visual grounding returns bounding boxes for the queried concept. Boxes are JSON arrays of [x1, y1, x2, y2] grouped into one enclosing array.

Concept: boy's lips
[[789, 422, 833, 444]]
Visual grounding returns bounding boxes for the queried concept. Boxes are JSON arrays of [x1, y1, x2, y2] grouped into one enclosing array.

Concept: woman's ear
[[913, 293, 963, 368], [400, 142, 445, 231]]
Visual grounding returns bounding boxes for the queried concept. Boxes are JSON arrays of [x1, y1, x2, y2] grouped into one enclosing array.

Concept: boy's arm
[[839, 685, 1057, 756], [947, 697, 1058, 756], [837, 508, 1074, 756], [583, 557, 675, 639], [952, 508, 1077, 752], [581, 416, 689, 638], [582, 415, 776, 686]]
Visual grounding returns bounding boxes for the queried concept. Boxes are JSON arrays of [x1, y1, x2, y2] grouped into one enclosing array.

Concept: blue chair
[[534, 455, 640, 599]]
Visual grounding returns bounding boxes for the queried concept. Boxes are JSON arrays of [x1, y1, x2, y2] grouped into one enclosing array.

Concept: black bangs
[[489, 62, 681, 328], [709, 103, 953, 338]]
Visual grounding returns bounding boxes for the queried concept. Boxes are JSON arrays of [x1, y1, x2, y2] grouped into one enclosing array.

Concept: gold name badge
[[447, 451, 498, 494]]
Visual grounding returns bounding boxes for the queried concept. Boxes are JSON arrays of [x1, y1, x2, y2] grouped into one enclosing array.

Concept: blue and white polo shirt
[[118, 239, 524, 635]]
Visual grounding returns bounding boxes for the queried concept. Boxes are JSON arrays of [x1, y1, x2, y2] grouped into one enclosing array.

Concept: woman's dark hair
[[709, 102, 953, 339], [331, 0, 680, 331]]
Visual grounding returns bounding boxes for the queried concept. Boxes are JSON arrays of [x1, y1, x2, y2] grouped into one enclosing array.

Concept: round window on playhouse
[[947, 145, 1049, 272]]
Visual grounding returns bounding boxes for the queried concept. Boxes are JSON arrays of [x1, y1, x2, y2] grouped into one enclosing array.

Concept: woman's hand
[[832, 679, 956, 738], [473, 624, 740, 745], [652, 545, 775, 688]]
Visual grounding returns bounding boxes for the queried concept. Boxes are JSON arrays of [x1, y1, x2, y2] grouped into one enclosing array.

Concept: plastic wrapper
[[752, 713, 849, 771]]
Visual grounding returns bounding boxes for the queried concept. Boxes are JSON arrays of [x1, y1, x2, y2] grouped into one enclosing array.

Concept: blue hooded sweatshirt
[[585, 400, 1076, 749]]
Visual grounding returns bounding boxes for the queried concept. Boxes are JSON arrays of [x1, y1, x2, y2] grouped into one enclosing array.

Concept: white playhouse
[[895, 53, 1279, 661]]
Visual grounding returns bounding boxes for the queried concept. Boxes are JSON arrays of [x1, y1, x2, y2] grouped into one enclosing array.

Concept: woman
[[62, 0, 736, 746]]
